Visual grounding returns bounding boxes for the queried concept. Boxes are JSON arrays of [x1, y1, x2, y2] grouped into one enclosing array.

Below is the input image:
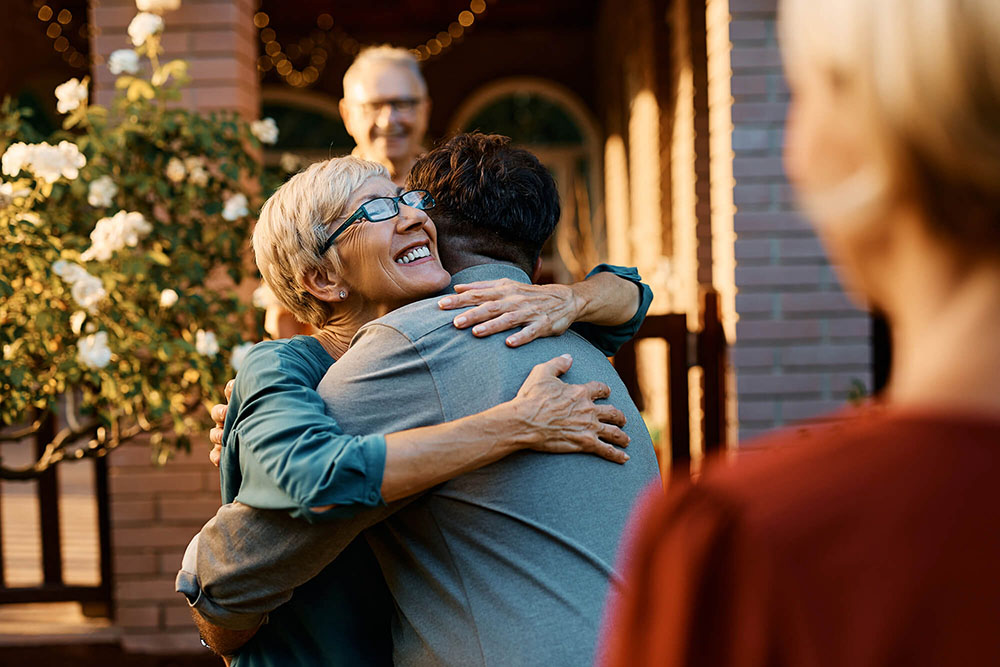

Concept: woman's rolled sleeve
[[229, 341, 386, 521], [571, 263, 654, 356]]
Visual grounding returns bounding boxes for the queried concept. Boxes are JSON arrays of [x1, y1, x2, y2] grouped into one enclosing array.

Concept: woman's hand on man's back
[[510, 354, 631, 464], [438, 279, 581, 348]]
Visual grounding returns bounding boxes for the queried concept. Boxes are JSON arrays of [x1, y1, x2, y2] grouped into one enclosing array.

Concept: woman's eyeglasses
[[318, 189, 436, 255]]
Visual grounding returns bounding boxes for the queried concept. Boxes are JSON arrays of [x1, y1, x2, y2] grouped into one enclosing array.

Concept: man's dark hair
[[406, 132, 560, 274]]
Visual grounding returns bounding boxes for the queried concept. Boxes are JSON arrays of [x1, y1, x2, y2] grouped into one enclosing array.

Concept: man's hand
[[208, 379, 234, 467], [438, 278, 582, 347], [190, 607, 258, 662]]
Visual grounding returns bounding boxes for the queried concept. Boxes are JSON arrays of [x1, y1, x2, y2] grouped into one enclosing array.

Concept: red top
[[598, 408, 1000, 667]]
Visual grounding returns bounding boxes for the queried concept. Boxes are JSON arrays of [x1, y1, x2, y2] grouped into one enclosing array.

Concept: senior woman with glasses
[[182, 153, 653, 663], [599, 0, 1000, 665]]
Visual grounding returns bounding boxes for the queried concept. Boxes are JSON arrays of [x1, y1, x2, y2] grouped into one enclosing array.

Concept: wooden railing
[[613, 289, 728, 476], [0, 414, 114, 617]]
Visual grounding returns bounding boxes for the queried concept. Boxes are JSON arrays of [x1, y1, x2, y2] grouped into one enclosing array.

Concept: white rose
[[127, 12, 164, 47], [165, 157, 186, 183], [53, 259, 107, 313], [221, 193, 249, 221], [55, 141, 86, 181], [69, 310, 87, 335], [55, 78, 88, 114], [135, 0, 180, 13], [188, 166, 209, 187], [26, 141, 86, 183], [195, 329, 219, 357], [77, 331, 112, 370], [70, 272, 107, 313], [2, 143, 31, 177], [0, 181, 30, 208], [87, 175, 119, 208], [81, 210, 152, 262], [230, 342, 255, 372], [53, 259, 76, 279], [108, 49, 140, 75], [250, 118, 279, 145], [252, 283, 276, 309], [181, 156, 209, 186], [159, 288, 178, 307]]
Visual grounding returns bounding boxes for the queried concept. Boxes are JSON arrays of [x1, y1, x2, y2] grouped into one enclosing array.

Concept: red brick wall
[[726, 0, 871, 439], [109, 437, 220, 652], [88, 0, 259, 117]]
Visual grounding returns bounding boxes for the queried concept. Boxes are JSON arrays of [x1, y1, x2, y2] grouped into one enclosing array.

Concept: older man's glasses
[[319, 189, 436, 255], [357, 98, 423, 116]]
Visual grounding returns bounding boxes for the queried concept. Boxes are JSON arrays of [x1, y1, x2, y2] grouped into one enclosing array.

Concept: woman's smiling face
[[330, 175, 451, 310]]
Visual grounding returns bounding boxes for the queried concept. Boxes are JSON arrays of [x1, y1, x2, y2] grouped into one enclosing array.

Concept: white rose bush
[[0, 4, 278, 476]]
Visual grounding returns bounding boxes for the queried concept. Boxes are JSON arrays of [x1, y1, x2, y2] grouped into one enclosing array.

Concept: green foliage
[[0, 32, 269, 467]]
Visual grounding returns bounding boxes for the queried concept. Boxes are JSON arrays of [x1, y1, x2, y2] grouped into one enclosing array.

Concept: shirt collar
[[448, 263, 530, 290]]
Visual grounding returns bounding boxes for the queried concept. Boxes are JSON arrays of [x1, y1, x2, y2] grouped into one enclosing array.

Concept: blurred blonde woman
[[599, 0, 1000, 665]]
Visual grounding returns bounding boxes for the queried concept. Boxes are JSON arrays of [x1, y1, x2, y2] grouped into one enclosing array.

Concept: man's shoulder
[[360, 295, 456, 343]]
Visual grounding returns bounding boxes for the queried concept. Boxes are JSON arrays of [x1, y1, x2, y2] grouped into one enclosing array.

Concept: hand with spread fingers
[[438, 269, 645, 349], [208, 379, 235, 468], [438, 278, 582, 347], [511, 354, 630, 464]]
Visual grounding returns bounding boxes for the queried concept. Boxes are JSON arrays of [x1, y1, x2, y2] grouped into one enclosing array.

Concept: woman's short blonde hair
[[779, 0, 1000, 252], [252, 157, 388, 327]]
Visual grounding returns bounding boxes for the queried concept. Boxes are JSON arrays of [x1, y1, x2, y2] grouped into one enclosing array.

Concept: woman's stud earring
[[339, 290, 347, 299]]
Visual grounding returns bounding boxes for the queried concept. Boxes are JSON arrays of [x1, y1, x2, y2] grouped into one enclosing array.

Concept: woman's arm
[[378, 354, 628, 503], [438, 264, 653, 355], [219, 348, 628, 520]]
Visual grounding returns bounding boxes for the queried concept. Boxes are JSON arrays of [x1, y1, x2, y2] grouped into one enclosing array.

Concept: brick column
[[727, 0, 871, 439], [86, 0, 259, 653], [88, 0, 259, 117], [108, 437, 222, 653]]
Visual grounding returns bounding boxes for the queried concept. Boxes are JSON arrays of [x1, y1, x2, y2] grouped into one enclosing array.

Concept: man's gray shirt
[[317, 264, 659, 666]]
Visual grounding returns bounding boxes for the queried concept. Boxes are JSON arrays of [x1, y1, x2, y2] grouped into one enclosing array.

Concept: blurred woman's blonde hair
[[252, 157, 388, 327], [779, 0, 1000, 252]]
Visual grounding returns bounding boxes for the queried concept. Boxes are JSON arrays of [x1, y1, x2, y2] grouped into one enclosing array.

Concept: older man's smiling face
[[332, 176, 450, 312], [341, 63, 430, 168]]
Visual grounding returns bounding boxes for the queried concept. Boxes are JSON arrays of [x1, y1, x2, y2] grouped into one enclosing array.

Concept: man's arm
[[177, 499, 412, 632]]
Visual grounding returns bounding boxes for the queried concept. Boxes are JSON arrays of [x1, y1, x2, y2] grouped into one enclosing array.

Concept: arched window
[[450, 78, 604, 283]]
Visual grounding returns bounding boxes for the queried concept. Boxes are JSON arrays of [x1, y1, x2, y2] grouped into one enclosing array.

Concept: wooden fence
[[614, 289, 728, 476]]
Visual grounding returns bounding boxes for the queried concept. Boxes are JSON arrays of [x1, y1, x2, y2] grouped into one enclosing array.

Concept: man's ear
[[530, 256, 543, 284], [301, 267, 348, 304], [339, 99, 356, 138]]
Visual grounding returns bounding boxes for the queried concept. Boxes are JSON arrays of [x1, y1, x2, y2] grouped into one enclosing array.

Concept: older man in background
[[267, 45, 431, 337], [340, 45, 431, 186]]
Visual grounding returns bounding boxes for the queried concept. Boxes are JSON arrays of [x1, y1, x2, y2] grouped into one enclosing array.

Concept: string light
[[411, 1, 488, 62], [32, 0, 90, 71], [255, 1, 489, 87]]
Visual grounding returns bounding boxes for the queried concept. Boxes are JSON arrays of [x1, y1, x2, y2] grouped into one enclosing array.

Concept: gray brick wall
[[727, 0, 871, 440]]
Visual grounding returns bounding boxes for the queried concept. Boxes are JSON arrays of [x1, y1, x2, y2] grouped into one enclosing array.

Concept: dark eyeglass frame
[[358, 97, 424, 115], [318, 189, 436, 255]]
